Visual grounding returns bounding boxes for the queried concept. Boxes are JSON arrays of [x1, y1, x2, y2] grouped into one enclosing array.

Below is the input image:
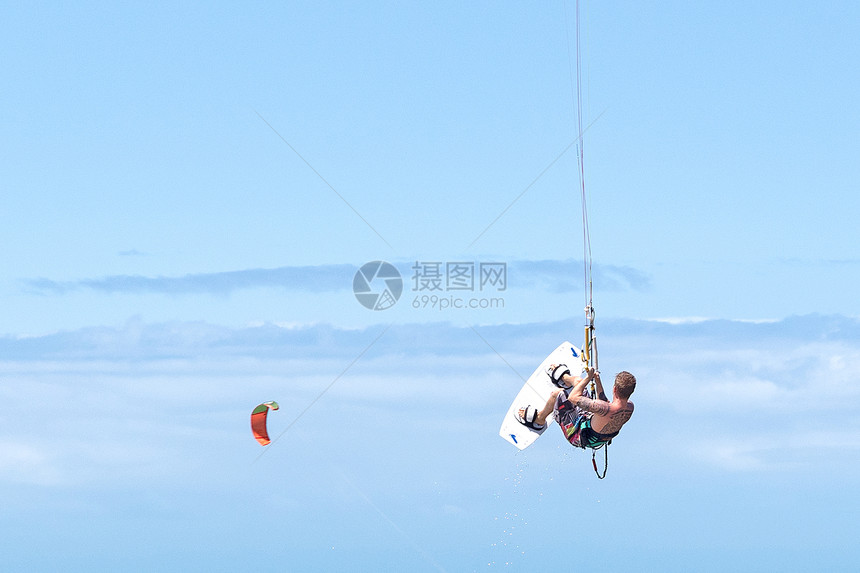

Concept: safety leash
[[592, 442, 608, 479]]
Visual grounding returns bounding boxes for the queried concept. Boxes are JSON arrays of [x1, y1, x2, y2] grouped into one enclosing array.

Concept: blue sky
[[3, 1, 860, 571]]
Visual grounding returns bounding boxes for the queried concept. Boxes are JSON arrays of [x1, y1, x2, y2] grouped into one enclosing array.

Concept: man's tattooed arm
[[573, 396, 611, 416], [593, 372, 608, 401]]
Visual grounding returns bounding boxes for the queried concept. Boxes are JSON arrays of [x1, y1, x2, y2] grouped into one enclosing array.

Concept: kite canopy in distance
[[251, 401, 279, 446]]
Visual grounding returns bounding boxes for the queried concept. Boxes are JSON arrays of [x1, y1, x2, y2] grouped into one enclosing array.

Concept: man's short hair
[[614, 371, 636, 399]]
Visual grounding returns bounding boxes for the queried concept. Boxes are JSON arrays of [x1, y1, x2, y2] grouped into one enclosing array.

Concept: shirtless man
[[517, 366, 635, 448]]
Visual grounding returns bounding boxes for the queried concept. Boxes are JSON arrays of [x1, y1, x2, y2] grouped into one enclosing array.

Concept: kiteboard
[[499, 341, 585, 450]]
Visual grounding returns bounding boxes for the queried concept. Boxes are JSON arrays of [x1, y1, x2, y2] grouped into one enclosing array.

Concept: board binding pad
[[499, 341, 585, 450]]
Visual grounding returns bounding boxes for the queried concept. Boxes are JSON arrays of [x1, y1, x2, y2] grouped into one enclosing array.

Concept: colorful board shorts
[[554, 389, 617, 449]]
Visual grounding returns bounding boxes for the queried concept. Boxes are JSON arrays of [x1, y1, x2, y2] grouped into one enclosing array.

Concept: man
[[517, 365, 635, 448]]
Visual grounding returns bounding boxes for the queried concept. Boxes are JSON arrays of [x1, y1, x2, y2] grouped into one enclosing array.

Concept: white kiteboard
[[499, 341, 585, 450]]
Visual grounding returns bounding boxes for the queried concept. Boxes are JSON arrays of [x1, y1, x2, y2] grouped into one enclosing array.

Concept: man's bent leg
[[536, 390, 560, 426]]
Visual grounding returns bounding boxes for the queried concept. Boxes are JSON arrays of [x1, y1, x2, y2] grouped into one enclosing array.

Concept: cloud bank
[[24, 264, 357, 296], [22, 259, 650, 297], [3, 314, 859, 571]]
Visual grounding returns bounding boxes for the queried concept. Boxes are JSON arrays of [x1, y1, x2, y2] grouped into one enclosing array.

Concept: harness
[[556, 397, 614, 479], [557, 400, 617, 448]]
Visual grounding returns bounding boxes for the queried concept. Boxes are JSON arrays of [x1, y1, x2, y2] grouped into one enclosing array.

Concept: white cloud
[[0, 440, 61, 486], [22, 264, 357, 295], [684, 429, 860, 473], [689, 441, 771, 471], [2, 313, 860, 489], [20, 258, 650, 298]]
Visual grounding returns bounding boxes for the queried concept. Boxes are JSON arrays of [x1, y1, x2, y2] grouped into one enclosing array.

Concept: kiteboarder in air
[[517, 365, 635, 449]]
